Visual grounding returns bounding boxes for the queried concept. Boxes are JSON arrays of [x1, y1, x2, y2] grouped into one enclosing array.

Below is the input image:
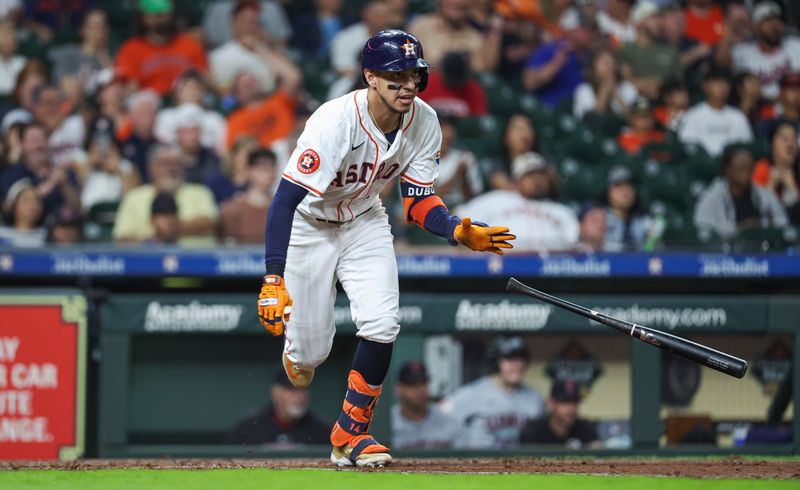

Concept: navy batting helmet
[[361, 30, 430, 92]]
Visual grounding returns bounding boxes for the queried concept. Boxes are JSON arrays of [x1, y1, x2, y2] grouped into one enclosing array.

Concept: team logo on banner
[[297, 149, 321, 174]]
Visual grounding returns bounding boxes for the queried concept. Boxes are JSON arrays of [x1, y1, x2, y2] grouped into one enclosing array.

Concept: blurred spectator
[[0, 19, 24, 96], [679, 66, 752, 157], [654, 77, 689, 132], [769, 73, 800, 130], [440, 336, 544, 448], [0, 178, 46, 247], [206, 134, 258, 204], [48, 8, 113, 103], [419, 52, 487, 118], [0, 120, 25, 167], [112, 144, 218, 246], [219, 147, 275, 244], [490, 113, 538, 190], [620, 0, 681, 100], [661, 3, 712, 71], [597, 0, 635, 46], [148, 191, 180, 244], [391, 360, 459, 450], [119, 89, 160, 182], [601, 166, 660, 252], [617, 97, 665, 155], [209, 0, 302, 97], [572, 45, 637, 121], [434, 116, 483, 208], [729, 1, 800, 100], [493, 7, 539, 82], [45, 205, 82, 244], [734, 72, 773, 129], [519, 378, 600, 448], [225, 71, 296, 149], [577, 203, 607, 252], [753, 120, 800, 225], [683, 0, 723, 46], [712, 1, 750, 71], [31, 84, 86, 166], [203, 0, 292, 49], [694, 145, 787, 239], [94, 69, 128, 136], [523, 11, 597, 108], [74, 117, 140, 211], [154, 69, 227, 153], [23, 0, 96, 44], [0, 122, 80, 217], [0, 60, 47, 129], [291, 0, 352, 59], [227, 368, 328, 445], [173, 104, 221, 184], [408, 0, 500, 72], [457, 152, 579, 252], [327, 0, 392, 100], [114, 0, 208, 96]]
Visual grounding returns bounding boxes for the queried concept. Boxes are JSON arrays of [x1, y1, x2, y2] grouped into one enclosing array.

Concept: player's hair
[[248, 148, 277, 166], [720, 144, 753, 171]]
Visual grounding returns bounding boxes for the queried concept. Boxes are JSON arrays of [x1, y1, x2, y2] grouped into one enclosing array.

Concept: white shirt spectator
[[202, 0, 292, 49], [209, 41, 277, 93], [49, 114, 86, 166], [573, 80, 638, 119], [327, 22, 369, 100], [0, 53, 24, 95], [597, 11, 636, 44], [732, 36, 800, 99], [455, 190, 580, 252], [154, 102, 227, 151], [678, 102, 753, 157], [391, 404, 460, 450]]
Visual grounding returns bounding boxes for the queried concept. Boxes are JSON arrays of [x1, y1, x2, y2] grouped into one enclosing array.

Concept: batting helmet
[[361, 30, 430, 92]]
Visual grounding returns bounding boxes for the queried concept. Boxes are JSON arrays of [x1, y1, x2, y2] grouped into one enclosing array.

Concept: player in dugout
[[256, 30, 516, 467]]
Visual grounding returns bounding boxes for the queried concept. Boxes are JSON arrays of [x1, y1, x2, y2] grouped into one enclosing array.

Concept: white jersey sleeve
[[399, 101, 441, 188], [282, 102, 350, 196]]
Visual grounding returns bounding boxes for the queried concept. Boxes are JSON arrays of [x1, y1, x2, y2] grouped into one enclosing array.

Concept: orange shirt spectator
[[618, 97, 666, 154], [115, 34, 208, 96], [684, 3, 724, 46], [753, 158, 770, 186], [225, 90, 295, 149], [618, 128, 666, 155]]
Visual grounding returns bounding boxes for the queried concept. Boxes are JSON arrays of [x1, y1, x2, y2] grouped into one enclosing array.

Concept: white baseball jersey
[[439, 376, 545, 449], [281, 90, 443, 370], [390, 404, 460, 449], [732, 37, 800, 100], [282, 89, 442, 222]]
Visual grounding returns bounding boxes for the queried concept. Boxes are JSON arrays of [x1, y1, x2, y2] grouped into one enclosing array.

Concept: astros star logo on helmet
[[401, 39, 416, 58]]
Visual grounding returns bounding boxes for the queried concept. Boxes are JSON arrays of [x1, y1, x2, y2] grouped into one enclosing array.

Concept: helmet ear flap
[[418, 69, 429, 92]]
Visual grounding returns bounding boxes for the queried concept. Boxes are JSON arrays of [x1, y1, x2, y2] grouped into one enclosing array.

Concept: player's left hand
[[258, 275, 293, 336], [454, 217, 515, 255]]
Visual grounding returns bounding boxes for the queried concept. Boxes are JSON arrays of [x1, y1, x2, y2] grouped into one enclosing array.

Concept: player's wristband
[[265, 262, 285, 277]]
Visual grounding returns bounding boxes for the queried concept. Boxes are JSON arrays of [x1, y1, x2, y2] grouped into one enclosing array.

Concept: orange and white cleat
[[282, 352, 314, 389]]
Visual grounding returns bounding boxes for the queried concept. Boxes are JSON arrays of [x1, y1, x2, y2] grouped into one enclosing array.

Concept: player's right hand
[[258, 275, 293, 336], [454, 217, 515, 255]]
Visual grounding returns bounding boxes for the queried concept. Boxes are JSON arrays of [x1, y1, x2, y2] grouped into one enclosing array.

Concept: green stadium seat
[[639, 161, 691, 211], [734, 226, 798, 252], [563, 129, 622, 163], [83, 201, 120, 243], [558, 158, 606, 201]]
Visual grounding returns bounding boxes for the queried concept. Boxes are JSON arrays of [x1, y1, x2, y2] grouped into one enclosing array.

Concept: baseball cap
[[397, 360, 429, 384], [752, 1, 781, 23], [272, 368, 300, 390], [630, 97, 652, 116], [630, 0, 660, 25], [780, 72, 800, 89], [551, 378, 582, 403], [511, 151, 549, 180], [607, 166, 634, 186], [151, 192, 178, 216], [488, 336, 530, 361], [138, 0, 173, 14], [0, 109, 32, 134]]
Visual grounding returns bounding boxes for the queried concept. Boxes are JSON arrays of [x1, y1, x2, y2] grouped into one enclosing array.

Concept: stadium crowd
[[0, 0, 798, 252]]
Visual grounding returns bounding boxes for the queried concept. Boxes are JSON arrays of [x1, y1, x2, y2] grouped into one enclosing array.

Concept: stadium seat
[[83, 201, 120, 243], [558, 158, 606, 201], [734, 226, 798, 252]]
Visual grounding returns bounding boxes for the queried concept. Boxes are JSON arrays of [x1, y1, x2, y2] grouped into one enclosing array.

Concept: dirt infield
[[2, 457, 799, 479]]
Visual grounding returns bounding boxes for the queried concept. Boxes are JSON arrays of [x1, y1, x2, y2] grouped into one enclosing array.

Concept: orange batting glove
[[258, 275, 293, 336], [453, 217, 515, 255]]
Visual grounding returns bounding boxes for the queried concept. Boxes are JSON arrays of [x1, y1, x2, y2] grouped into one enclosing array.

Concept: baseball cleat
[[330, 442, 392, 468], [282, 352, 314, 389]]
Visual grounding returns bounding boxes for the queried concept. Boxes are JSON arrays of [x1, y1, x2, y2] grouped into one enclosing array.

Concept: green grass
[[1, 469, 798, 490]]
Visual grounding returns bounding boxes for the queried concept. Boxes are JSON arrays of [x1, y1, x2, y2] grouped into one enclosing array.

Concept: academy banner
[[0, 293, 87, 460], [100, 293, 783, 335]]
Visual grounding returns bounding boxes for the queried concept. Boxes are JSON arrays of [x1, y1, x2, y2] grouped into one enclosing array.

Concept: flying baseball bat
[[506, 278, 748, 379]]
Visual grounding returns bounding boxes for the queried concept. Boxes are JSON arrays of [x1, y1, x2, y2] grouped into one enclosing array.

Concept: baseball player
[[439, 336, 545, 448], [257, 30, 515, 467]]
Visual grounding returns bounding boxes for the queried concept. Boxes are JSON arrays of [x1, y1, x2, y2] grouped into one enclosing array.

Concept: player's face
[[497, 357, 527, 387], [608, 182, 636, 212], [372, 68, 422, 113], [549, 400, 578, 427], [395, 382, 429, 411]]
